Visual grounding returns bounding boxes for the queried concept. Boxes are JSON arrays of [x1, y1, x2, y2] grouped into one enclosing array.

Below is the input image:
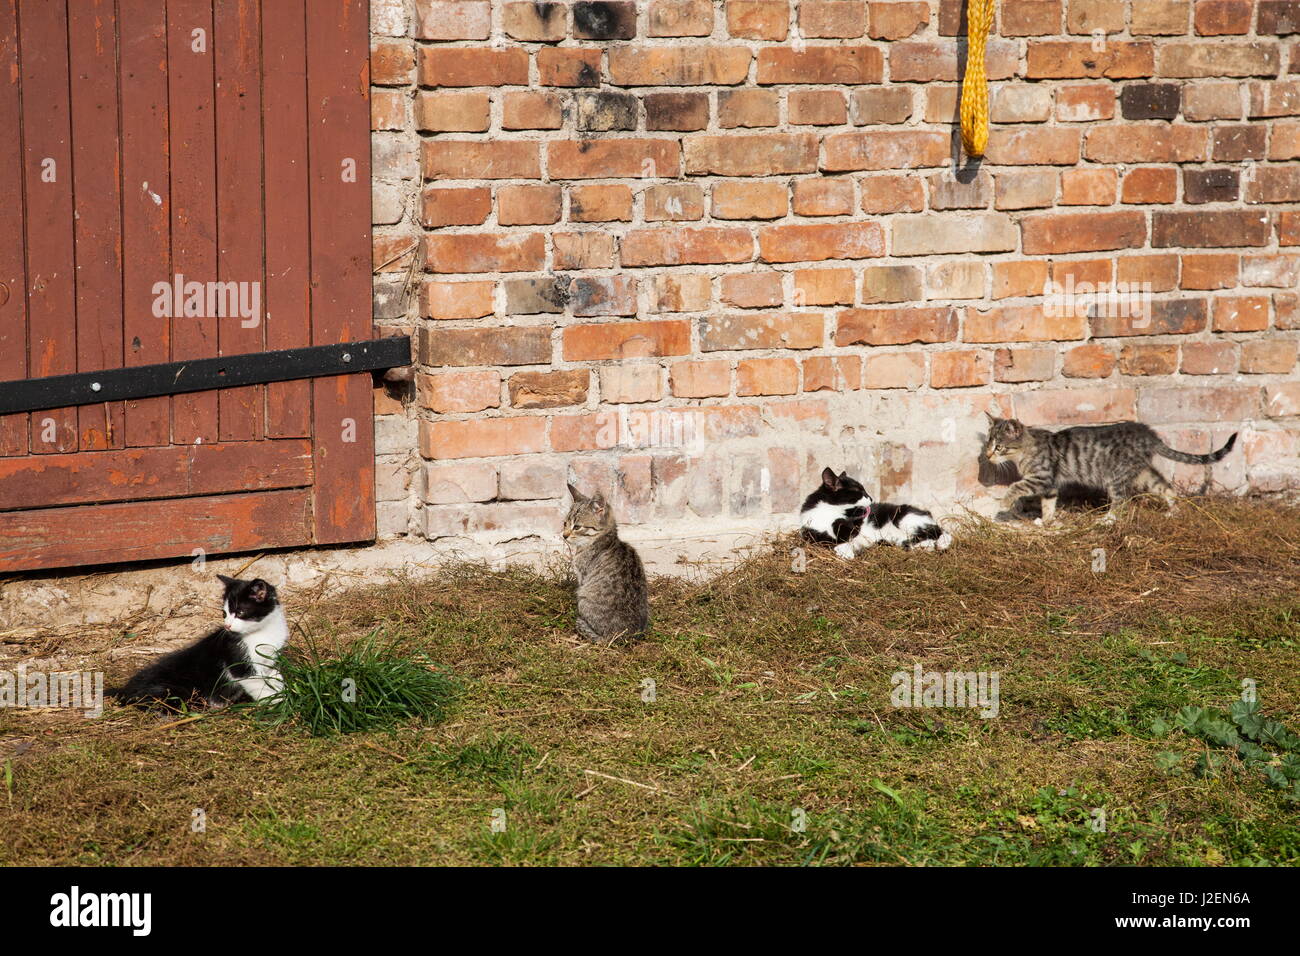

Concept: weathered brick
[[622, 227, 754, 266], [649, 0, 714, 36], [985, 127, 1082, 164], [1091, 297, 1208, 336], [503, 92, 564, 130], [700, 313, 824, 350], [1158, 42, 1281, 77], [1183, 167, 1240, 204], [1183, 81, 1245, 120], [685, 133, 819, 176], [1241, 339, 1298, 373], [421, 186, 491, 227], [1152, 209, 1272, 246], [712, 181, 788, 220], [538, 48, 602, 87], [928, 260, 988, 299], [504, 277, 566, 315], [419, 47, 529, 87], [931, 350, 992, 388], [861, 173, 926, 213], [1021, 210, 1148, 253], [1121, 166, 1178, 204], [723, 272, 784, 308], [966, 304, 1088, 341], [853, 87, 915, 124], [1119, 343, 1179, 375], [372, 40, 415, 86], [423, 462, 498, 505], [789, 90, 848, 126], [1002, 0, 1064, 35], [420, 326, 552, 367], [645, 92, 711, 131], [1212, 295, 1271, 331], [1056, 83, 1116, 121], [1131, 0, 1191, 34], [891, 40, 1018, 81], [422, 279, 495, 320], [993, 260, 1051, 299], [757, 46, 884, 84], [1138, 385, 1260, 422], [792, 179, 856, 216], [1063, 343, 1118, 377], [575, 91, 639, 132], [1194, 0, 1252, 35], [862, 265, 924, 303], [670, 360, 731, 397], [864, 352, 926, 388], [498, 459, 567, 501], [599, 364, 665, 404], [508, 370, 590, 409], [644, 183, 706, 222], [927, 170, 993, 210], [726, 1, 791, 39], [836, 306, 959, 345], [415, 1, 491, 40], [548, 139, 680, 180], [824, 130, 950, 171], [572, 1, 638, 39], [503, 2, 568, 41], [1026, 40, 1155, 78], [869, 1, 931, 38], [424, 233, 546, 274], [794, 268, 856, 306], [1120, 82, 1182, 119], [759, 222, 885, 262], [737, 357, 800, 396], [1061, 167, 1118, 204], [1181, 253, 1240, 289], [893, 214, 1019, 255], [422, 140, 540, 180], [610, 47, 752, 85], [1181, 340, 1238, 374], [1259, 0, 1300, 34], [650, 274, 712, 313], [802, 0, 867, 36], [553, 232, 617, 270], [570, 184, 634, 223], [994, 169, 1059, 209], [569, 276, 639, 316], [995, 348, 1058, 382], [421, 417, 548, 460], [418, 370, 501, 414], [1013, 386, 1138, 424], [1084, 124, 1207, 162], [718, 89, 781, 128], [563, 320, 691, 360], [498, 185, 563, 226]]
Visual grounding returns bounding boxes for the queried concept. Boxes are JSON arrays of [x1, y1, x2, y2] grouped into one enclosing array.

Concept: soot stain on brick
[[575, 61, 600, 87], [576, 91, 638, 131], [574, 2, 629, 40]]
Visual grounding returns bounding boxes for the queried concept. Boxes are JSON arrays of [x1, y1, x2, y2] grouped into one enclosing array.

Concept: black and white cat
[[800, 467, 952, 556], [109, 575, 289, 708]]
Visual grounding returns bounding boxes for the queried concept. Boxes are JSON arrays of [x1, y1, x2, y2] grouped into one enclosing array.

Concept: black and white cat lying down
[[800, 467, 952, 556], [108, 575, 289, 709]]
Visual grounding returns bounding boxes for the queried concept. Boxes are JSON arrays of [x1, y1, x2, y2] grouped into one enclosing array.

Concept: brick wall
[[368, 0, 1300, 543]]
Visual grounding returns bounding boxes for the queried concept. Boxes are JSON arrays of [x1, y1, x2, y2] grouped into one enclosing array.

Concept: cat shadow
[[978, 452, 1110, 520]]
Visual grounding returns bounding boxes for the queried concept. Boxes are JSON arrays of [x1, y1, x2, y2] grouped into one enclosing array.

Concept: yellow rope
[[960, 0, 996, 158]]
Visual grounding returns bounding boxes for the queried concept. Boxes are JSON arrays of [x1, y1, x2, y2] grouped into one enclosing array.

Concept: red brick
[[1056, 83, 1116, 121], [372, 41, 415, 86], [1181, 253, 1240, 289], [570, 184, 634, 222], [984, 127, 1082, 164], [1181, 341, 1238, 374], [609, 47, 752, 85], [1002, 0, 1064, 35], [1241, 339, 1298, 373], [419, 47, 529, 87], [967, 304, 1087, 341], [1194, 0, 1253, 34], [994, 348, 1058, 382], [548, 139, 681, 180], [508, 370, 589, 409], [1117, 253, 1180, 291], [563, 320, 692, 360], [1091, 297, 1208, 336], [671, 360, 732, 397], [418, 370, 501, 414], [801, 0, 867, 35], [759, 222, 885, 263], [1063, 343, 1118, 377], [1026, 40, 1155, 78], [685, 133, 818, 176], [644, 184, 706, 222], [421, 186, 491, 227], [415, 1, 492, 40], [701, 313, 824, 351], [421, 417, 547, 460], [419, 326, 551, 367], [869, 1, 931, 38], [992, 260, 1050, 299], [789, 90, 849, 125], [757, 46, 884, 84], [650, 274, 712, 313], [422, 279, 495, 320], [860, 173, 926, 213], [1021, 210, 1147, 254], [422, 140, 540, 180], [503, 92, 564, 130], [718, 89, 781, 128], [836, 306, 959, 345], [864, 352, 926, 388], [502, 2, 569, 41], [1061, 167, 1118, 204], [497, 185, 562, 226], [723, 272, 785, 309], [1084, 125, 1208, 162], [1014, 386, 1138, 424], [737, 358, 800, 396], [416, 91, 489, 132], [795, 268, 856, 306], [1212, 295, 1271, 331], [823, 130, 949, 171], [1153, 210, 1271, 247], [538, 48, 602, 87], [727, 1, 791, 39], [622, 227, 754, 266], [1121, 166, 1178, 204], [554, 232, 616, 269], [1160, 42, 1281, 77], [931, 350, 992, 387], [792, 179, 855, 216], [712, 181, 789, 219], [424, 233, 547, 275], [649, 0, 714, 36], [1118, 343, 1179, 375]]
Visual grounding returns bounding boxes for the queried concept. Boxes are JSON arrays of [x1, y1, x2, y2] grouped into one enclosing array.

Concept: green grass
[[255, 635, 459, 737], [1, 498, 1298, 866]]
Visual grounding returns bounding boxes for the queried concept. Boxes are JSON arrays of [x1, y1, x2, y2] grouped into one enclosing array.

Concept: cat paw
[[833, 542, 856, 560]]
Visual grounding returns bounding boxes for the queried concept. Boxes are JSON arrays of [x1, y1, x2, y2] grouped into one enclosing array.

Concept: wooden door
[[0, 0, 376, 573]]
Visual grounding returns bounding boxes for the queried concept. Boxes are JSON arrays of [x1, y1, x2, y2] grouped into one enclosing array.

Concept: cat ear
[[984, 410, 998, 424], [217, 574, 236, 588], [590, 492, 607, 511], [566, 482, 585, 502], [248, 579, 271, 603], [820, 467, 839, 490], [1005, 418, 1025, 438]]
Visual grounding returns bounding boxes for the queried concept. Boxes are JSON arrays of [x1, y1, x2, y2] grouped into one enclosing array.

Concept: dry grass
[[2, 498, 1298, 866]]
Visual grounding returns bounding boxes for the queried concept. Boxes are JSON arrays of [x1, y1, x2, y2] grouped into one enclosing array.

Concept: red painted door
[[0, 0, 376, 573]]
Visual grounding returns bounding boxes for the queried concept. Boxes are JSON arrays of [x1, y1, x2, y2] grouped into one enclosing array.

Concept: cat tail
[[1154, 432, 1237, 464]]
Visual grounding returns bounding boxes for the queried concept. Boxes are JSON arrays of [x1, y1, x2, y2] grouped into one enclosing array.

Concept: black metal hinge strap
[[0, 337, 412, 416]]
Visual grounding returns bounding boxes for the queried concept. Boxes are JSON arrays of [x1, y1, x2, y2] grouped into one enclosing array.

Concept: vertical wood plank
[[19, 0, 78, 455], [0, 0, 27, 456], [213, 0, 263, 441], [119, 0, 172, 447], [306, 0, 374, 544], [261, 0, 311, 439], [68, 0, 125, 451], [167, 0, 218, 445]]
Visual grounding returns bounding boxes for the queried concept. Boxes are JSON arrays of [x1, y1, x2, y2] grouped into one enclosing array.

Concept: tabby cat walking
[[563, 483, 650, 644]]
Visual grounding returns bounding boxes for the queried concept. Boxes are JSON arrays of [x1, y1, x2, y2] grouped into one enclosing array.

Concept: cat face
[[982, 414, 1027, 464], [817, 467, 874, 509], [217, 575, 278, 633], [563, 483, 614, 540]]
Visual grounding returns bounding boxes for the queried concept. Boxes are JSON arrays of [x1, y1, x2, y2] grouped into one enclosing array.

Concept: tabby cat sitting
[[562, 484, 650, 644]]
